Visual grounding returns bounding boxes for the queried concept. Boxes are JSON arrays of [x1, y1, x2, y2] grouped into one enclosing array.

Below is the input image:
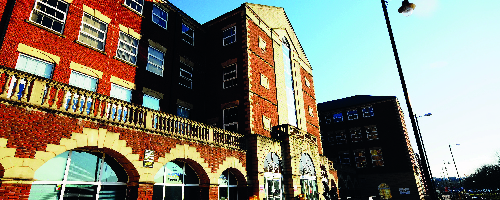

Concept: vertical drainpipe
[[0, 0, 16, 50]]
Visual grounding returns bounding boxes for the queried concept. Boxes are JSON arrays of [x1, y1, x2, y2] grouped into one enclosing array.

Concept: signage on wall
[[399, 188, 410, 194], [143, 149, 155, 168]]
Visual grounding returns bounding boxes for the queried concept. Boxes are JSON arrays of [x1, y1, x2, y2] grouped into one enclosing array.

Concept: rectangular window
[[179, 62, 193, 89], [124, 0, 144, 14], [143, 94, 160, 110], [16, 54, 54, 79], [362, 106, 374, 117], [223, 107, 238, 132], [354, 150, 367, 168], [350, 128, 362, 143], [110, 84, 132, 102], [223, 64, 237, 89], [347, 109, 358, 120], [8, 54, 54, 99], [339, 151, 350, 165], [335, 130, 346, 145], [66, 71, 98, 112], [152, 5, 167, 29], [116, 32, 138, 64], [222, 26, 236, 46], [366, 126, 378, 140], [370, 149, 384, 167], [146, 46, 164, 76], [333, 113, 343, 123], [177, 105, 190, 119], [30, 0, 69, 33], [181, 23, 194, 46], [78, 13, 108, 51]]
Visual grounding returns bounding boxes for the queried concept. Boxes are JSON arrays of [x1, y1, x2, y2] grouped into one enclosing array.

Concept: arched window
[[282, 37, 297, 127], [153, 161, 200, 200], [29, 150, 127, 199], [264, 152, 283, 200], [218, 169, 237, 200], [300, 153, 318, 200]]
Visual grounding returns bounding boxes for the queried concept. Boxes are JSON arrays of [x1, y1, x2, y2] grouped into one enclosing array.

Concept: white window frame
[[154, 162, 200, 200], [124, 0, 144, 14], [181, 23, 194, 46], [64, 71, 98, 113], [146, 46, 165, 76], [218, 170, 238, 200], [7, 54, 54, 99], [362, 106, 374, 118], [222, 26, 236, 46], [78, 12, 108, 51], [223, 106, 238, 132], [179, 61, 193, 89], [116, 31, 139, 65], [152, 5, 168, 29], [223, 64, 237, 89], [29, 0, 69, 33], [143, 94, 160, 111], [347, 109, 358, 120], [30, 150, 127, 199]]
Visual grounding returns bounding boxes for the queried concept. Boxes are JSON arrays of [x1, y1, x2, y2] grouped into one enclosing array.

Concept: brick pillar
[[137, 183, 154, 200], [0, 182, 32, 200], [245, 134, 260, 198], [209, 184, 219, 200]]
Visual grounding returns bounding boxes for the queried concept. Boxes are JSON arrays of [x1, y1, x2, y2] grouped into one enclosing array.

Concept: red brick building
[[0, 0, 337, 199]]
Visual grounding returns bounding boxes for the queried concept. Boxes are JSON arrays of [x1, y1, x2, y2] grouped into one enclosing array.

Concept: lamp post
[[415, 113, 436, 197], [380, 1, 438, 199], [449, 144, 463, 199]]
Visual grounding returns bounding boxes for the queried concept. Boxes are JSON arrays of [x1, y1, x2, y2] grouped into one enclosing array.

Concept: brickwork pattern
[[0, 183, 31, 200]]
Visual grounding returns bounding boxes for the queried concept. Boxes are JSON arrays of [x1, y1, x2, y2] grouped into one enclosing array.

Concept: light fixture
[[398, 0, 416, 17]]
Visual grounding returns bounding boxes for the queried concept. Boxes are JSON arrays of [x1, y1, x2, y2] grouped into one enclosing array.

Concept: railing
[[0, 66, 243, 150]]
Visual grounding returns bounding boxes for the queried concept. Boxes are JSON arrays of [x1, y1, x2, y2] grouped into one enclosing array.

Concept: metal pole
[[380, 1, 437, 199], [415, 115, 436, 194], [449, 144, 463, 199]]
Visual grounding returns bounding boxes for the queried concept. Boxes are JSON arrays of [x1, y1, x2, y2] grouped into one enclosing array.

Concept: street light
[[380, 1, 438, 199], [415, 113, 435, 197], [398, 0, 417, 16]]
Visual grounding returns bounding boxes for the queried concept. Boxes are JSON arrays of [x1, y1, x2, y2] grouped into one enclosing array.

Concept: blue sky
[[168, 0, 500, 177]]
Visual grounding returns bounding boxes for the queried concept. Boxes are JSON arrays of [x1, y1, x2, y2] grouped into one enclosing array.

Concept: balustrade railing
[[0, 66, 243, 150]]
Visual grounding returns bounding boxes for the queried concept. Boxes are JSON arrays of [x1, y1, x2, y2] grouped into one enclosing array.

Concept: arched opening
[[263, 152, 283, 200], [29, 150, 128, 199], [299, 153, 318, 200], [218, 169, 237, 200], [153, 160, 202, 200]]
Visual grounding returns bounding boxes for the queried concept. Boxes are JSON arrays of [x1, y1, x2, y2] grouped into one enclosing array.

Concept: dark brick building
[[318, 95, 424, 200], [0, 0, 336, 199]]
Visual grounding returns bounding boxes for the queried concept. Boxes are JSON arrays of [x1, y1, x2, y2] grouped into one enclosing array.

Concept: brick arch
[[172, 158, 211, 186], [1, 127, 141, 181], [212, 156, 247, 186]]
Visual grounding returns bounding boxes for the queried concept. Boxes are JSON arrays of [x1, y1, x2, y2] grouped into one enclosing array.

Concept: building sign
[[143, 149, 155, 168], [399, 188, 410, 194]]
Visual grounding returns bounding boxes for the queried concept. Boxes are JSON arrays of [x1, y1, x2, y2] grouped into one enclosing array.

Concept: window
[[223, 107, 238, 132], [152, 5, 167, 29], [366, 126, 378, 140], [30, 0, 69, 33], [263, 116, 271, 131], [153, 161, 200, 200], [347, 109, 358, 120], [181, 23, 194, 45], [110, 84, 131, 102], [282, 37, 297, 127], [263, 153, 283, 200], [362, 106, 374, 117], [304, 78, 311, 87], [299, 154, 318, 200], [260, 74, 269, 89], [116, 32, 138, 64], [339, 151, 350, 165], [146, 46, 164, 76], [29, 150, 127, 199], [354, 150, 367, 168], [219, 170, 238, 200], [308, 106, 314, 117], [335, 130, 346, 145], [66, 71, 98, 112], [350, 128, 362, 143], [177, 105, 190, 119], [258, 37, 266, 51], [8, 54, 54, 99], [124, 0, 144, 14], [370, 149, 384, 167], [143, 94, 160, 110], [78, 12, 108, 51], [223, 26, 236, 46], [179, 61, 193, 89], [223, 64, 237, 89], [333, 113, 343, 123]]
